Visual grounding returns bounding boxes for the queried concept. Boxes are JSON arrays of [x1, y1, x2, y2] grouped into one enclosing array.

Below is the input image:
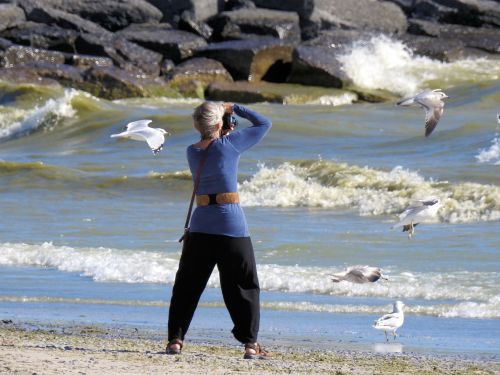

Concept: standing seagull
[[331, 265, 388, 284], [392, 197, 441, 239], [110, 119, 169, 155], [397, 89, 448, 137], [373, 301, 405, 342]]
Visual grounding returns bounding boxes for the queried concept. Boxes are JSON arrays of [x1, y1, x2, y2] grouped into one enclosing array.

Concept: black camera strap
[[179, 140, 214, 243]]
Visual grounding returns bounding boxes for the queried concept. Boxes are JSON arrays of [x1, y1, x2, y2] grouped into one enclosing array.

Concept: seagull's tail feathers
[[397, 97, 415, 106]]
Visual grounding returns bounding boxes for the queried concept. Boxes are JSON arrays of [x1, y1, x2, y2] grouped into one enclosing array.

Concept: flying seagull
[[397, 89, 448, 137], [373, 301, 405, 342], [331, 265, 388, 284], [110, 120, 169, 155], [392, 197, 441, 239]]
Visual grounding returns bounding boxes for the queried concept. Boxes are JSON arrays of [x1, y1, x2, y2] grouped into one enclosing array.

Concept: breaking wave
[[338, 35, 500, 96], [476, 135, 500, 165], [238, 161, 500, 223], [1, 242, 498, 319]]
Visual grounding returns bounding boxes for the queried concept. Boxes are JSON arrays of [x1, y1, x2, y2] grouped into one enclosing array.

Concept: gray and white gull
[[392, 197, 441, 239], [397, 89, 448, 137], [373, 301, 405, 342], [111, 119, 169, 155]]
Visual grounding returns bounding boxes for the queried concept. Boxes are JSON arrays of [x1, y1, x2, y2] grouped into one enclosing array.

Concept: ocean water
[[0, 37, 499, 357]]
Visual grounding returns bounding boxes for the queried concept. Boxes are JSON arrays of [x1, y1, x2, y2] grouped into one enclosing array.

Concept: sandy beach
[[0, 322, 497, 375]]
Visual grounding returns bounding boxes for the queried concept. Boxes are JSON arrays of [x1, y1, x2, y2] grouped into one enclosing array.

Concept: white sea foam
[[306, 92, 358, 106], [476, 135, 500, 165], [0, 89, 78, 139], [338, 35, 500, 96], [238, 161, 500, 223], [1, 242, 498, 320]]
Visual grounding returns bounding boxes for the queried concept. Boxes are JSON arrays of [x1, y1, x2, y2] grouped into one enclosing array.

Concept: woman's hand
[[223, 102, 234, 114]]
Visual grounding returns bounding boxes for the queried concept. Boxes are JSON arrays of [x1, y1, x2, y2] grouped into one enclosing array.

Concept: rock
[[16, 0, 163, 31], [0, 66, 61, 86], [412, 0, 500, 28], [15, 61, 85, 84], [118, 22, 172, 33], [0, 4, 26, 32], [224, 0, 257, 11], [384, 0, 416, 14], [399, 34, 468, 61], [302, 29, 364, 48], [160, 59, 175, 75], [251, 0, 314, 19], [69, 54, 114, 69], [407, 20, 500, 54], [0, 22, 78, 52], [117, 27, 207, 62], [74, 33, 162, 75], [25, 5, 111, 36], [166, 57, 233, 97], [438, 24, 500, 54], [80, 66, 180, 99], [178, 11, 213, 40], [407, 18, 441, 36], [1, 45, 65, 68], [196, 38, 294, 81], [209, 8, 301, 43], [206, 80, 358, 104], [287, 44, 350, 88], [145, 0, 222, 23], [309, 0, 408, 34], [0, 36, 13, 50]]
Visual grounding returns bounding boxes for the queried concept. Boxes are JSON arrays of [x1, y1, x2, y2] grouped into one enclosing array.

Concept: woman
[[167, 101, 272, 359]]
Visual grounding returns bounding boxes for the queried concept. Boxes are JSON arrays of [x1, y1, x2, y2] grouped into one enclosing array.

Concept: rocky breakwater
[[0, 0, 498, 102]]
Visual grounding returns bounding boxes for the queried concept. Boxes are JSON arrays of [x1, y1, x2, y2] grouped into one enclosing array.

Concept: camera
[[222, 113, 238, 131]]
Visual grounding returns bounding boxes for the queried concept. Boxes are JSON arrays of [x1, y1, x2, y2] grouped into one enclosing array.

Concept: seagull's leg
[[393, 330, 397, 341], [408, 221, 414, 239], [384, 331, 388, 342]]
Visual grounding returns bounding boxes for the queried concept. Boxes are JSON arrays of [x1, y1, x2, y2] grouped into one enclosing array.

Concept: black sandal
[[165, 338, 183, 355], [243, 342, 271, 360]]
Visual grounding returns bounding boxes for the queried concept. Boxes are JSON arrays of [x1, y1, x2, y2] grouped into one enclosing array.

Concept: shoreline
[[0, 322, 498, 374]]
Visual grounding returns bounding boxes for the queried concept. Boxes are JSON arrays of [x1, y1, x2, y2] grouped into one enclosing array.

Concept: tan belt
[[196, 192, 240, 206]]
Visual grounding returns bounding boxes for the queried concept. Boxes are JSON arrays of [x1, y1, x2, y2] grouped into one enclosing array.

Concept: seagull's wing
[[343, 269, 366, 283], [374, 312, 401, 328], [424, 102, 444, 137], [125, 119, 152, 132], [133, 128, 165, 154]]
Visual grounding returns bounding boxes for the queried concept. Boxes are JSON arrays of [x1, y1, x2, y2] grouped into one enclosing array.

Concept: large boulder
[[166, 57, 233, 97], [0, 67, 61, 86], [308, 0, 408, 35], [209, 8, 301, 43], [0, 4, 26, 32], [287, 44, 350, 88], [16, 0, 163, 31], [74, 33, 163, 76], [145, 0, 222, 23], [9, 61, 85, 84], [117, 27, 207, 62], [0, 22, 78, 52], [196, 38, 295, 81], [412, 0, 500, 28], [24, 5, 111, 36], [80, 66, 180, 99], [178, 11, 213, 40], [68, 54, 114, 69], [1, 45, 65, 68], [408, 19, 499, 54]]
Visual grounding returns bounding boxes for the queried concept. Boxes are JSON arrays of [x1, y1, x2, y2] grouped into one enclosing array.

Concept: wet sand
[[0, 323, 497, 375]]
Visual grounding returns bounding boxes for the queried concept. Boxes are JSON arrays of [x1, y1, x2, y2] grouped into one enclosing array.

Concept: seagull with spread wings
[[111, 119, 169, 155], [392, 197, 441, 239], [397, 89, 448, 137], [373, 301, 405, 342]]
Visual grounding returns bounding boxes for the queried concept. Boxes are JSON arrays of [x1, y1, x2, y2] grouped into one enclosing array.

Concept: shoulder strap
[[179, 141, 214, 242]]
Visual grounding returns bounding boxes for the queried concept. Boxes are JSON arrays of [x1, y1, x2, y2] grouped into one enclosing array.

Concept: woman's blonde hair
[[192, 101, 225, 139]]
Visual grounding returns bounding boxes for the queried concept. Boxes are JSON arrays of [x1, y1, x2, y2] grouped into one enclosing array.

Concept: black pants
[[168, 232, 260, 344]]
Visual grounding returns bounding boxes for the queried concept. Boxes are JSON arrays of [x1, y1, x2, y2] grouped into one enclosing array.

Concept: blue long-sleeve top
[[187, 104, 272, 237]]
